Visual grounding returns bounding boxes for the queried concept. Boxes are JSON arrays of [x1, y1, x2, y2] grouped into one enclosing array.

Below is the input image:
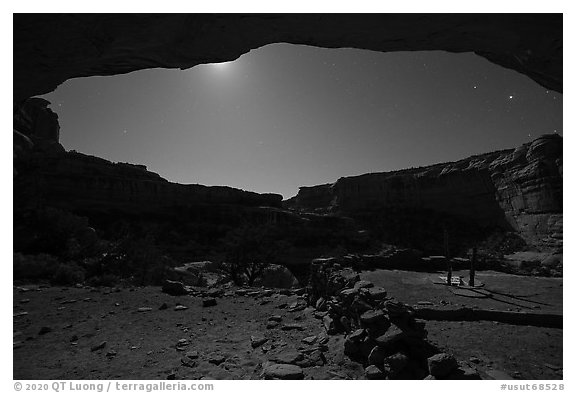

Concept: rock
[[383, 352, 409, 376], [106, 350, 117, 358], [262, 363, 304, 380], [90, 341, 107, 352], [323, 315, 337, 334], [162, 280, 187, 296], [293, 288, 306, 296], [174, 305, 188, 311], [38, 326, 52, 335], [542, 254, 562, 268], [202, 298, 217, 307], [365, 365, 385, 380], [301, 336, 317, 345], [359, 336, 378, 358], [256, 264, 299, 288], [315, 297, 327, 311], [287, 135, 562, 249], [176, 339, 190, 350], [339, 288, 359, 300], [268, 315, 282, 322], [181, 356, 196, 368], [485, 370, 515, 380], [270, 350, 304, 365], [360, 309, 387, 325], [367, 346, 386, 366], [137, 307, 153, 312], [206, 288, 224, 298], [306, 350, 326, 366], [375, 325, 405, 350], [288, 300, 306, 312], [250, 335, 268, 348], [448, 365, 481, 380], [354, 280, 374, 289], [344, 337, 360, 357], [281, 323, 305, 331], [365, 286, 387, 300], [208, 354, 226, 365], [427, 353, 458, 378], [166, 373, 176, 380], [266, 321, 280, 329]]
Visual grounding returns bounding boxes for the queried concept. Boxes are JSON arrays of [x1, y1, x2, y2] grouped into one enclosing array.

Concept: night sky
[[41, 44, 563, 199]]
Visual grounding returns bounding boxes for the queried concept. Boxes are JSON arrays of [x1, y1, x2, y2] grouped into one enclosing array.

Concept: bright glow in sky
[[41, 44, 562, 199]]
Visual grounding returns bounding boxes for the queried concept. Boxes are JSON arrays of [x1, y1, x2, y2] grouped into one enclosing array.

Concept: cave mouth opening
[[36, 43, 563, 200]]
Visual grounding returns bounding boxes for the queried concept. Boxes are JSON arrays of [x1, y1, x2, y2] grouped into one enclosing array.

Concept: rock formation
[[14, 148, 283, 216], [287, 135, 563, 249], [14, 14, 561, 105]]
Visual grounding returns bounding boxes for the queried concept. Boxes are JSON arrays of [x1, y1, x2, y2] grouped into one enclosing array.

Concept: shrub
[[13, 252, 59, 281], [51, 263, 85, 286], [218, 224, 287, 286]]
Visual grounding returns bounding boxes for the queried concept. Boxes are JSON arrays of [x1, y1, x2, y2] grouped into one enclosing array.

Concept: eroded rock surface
[[288, 135, 562, 249]]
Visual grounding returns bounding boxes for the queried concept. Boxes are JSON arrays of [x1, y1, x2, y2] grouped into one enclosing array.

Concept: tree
[[219, 224, 284, 286]]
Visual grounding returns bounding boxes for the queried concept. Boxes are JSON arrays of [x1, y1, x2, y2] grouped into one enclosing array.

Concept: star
[[508, 95, 514, 99], [473, 85, 477, 89]]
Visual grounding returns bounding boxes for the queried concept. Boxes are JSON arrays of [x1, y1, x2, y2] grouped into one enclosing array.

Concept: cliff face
[[15, 150, 283, 217], [13, 97, 282, 217], [287, 135, 563, 248]]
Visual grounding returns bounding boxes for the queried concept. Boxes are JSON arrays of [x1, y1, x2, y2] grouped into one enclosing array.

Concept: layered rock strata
[[288, 135, 563, 248]]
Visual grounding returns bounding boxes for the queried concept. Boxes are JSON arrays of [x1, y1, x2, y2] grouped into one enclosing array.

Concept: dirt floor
[[361, 269, 563, 379], [13, 285, 364, 380], [13, 269, 563, 380]]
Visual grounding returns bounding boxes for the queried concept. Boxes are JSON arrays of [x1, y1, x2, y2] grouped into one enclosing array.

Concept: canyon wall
[[287, 135, 563, 248], [15, 150, 283, 217], [13, 98, 282, 217]]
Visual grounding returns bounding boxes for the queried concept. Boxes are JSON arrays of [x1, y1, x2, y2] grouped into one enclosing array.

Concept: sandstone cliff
[[15, 149, 283, 217], [287, 135, 562, 249]]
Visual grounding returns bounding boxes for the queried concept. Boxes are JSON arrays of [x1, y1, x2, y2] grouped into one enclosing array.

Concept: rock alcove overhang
[[14, 13, 562, 106]]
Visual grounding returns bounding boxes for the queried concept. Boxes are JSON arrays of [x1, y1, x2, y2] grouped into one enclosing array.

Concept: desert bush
[[51, 263, 85, 285], [13, 252, 59, 281], [82, 235, 174, 286], [218, 224, 288, 286], [86, 273, 119, 287]]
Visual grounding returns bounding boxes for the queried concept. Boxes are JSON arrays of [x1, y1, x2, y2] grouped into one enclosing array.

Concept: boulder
[[250, 335, 268, 348], [162, 280, 187, 296], [427, 353, 458, 378], [202, 298, 217, 307], [360, 309, 388, 325], [262, 363, 304, 380], [365, 365, 385, 380]]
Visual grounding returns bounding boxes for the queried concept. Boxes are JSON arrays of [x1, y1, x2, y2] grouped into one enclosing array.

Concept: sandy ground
[[361, 269, 563, 379], [13, 285, 363, 380], [13, 269, 562, 380]]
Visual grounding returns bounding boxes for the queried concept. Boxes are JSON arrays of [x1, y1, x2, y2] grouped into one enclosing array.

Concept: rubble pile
[[306, 258, 480, 380]]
